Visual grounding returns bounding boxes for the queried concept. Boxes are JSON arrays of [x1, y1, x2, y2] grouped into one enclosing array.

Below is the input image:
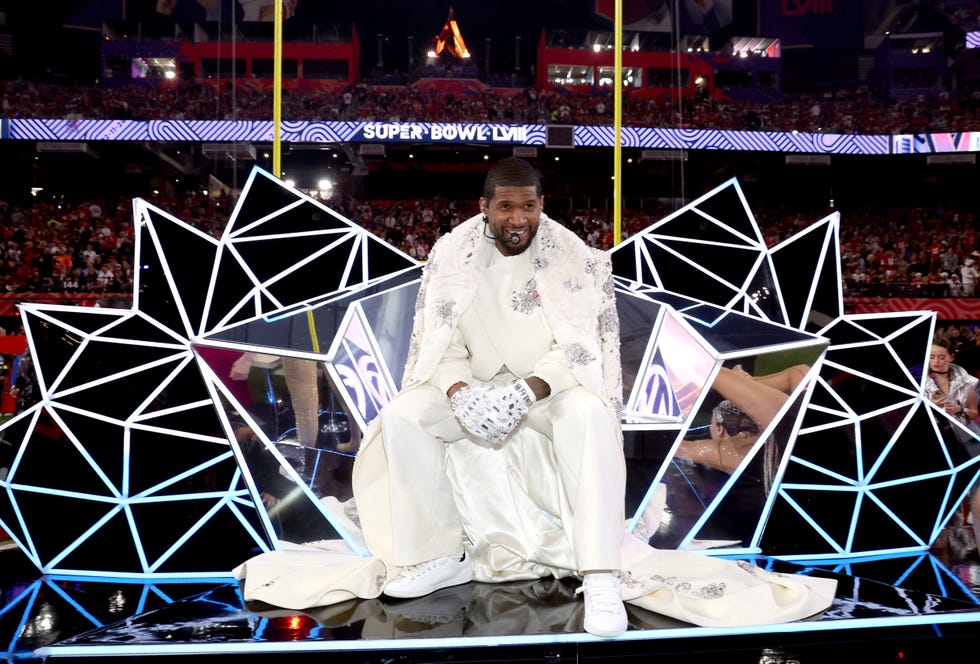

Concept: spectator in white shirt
[[961, 258, 978, 297]]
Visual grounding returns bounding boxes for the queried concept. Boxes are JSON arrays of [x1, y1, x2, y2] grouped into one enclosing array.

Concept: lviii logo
[[782, 0, 832, 16]]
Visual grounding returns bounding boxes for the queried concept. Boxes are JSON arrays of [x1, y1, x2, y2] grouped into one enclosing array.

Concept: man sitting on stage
[[352, 156, 629, 638]]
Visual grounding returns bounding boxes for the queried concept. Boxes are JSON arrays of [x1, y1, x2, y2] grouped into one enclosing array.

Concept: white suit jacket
[[400, 212, 623, 422]]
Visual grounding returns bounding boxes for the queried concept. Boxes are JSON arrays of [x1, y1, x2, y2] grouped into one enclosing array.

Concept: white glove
[[450, 383, 502, 444], [450, 380, 535, 445], [484, 378, 536, 416]]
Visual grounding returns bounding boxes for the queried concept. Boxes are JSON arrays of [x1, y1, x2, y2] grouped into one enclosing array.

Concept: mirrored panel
[[618, 292, 715, 425], [323, 280, 421, 432], [624, 428, 681, 544], [687, 391, 807, 548], [683, 305, 826, 356], [204, 266, 421, 356], [629, 347, 822, 550], [196, 347, 362, 550], [204, 271, 421, 436]]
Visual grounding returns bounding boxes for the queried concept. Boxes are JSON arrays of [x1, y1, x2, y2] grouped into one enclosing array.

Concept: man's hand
[[483, 378, 536, 413], [450, 383, 502, 444], [450, 380, 537, 446]]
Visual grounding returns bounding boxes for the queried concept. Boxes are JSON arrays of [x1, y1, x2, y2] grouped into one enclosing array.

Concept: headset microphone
[[482, 216, 521, 244]]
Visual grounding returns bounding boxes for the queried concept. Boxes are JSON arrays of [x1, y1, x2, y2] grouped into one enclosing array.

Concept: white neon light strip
[[142, 219, 198, 339], [35, 610, 980, 658]]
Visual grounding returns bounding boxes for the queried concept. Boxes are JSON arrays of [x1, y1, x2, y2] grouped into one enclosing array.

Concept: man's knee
[[383, 385, 442, 419], [380, 385, 460, 442], [381, 390, 414, 421], [550, 388, 615, 423]]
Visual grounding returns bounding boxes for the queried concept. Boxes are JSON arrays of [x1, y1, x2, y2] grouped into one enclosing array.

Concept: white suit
[[352, 212, 626, 575]]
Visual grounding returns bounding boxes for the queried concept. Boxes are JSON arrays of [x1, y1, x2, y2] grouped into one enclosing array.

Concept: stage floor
[[3, 542, 979, 663]]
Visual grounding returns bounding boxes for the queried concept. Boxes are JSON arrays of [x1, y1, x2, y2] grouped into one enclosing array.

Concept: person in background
[[925, 335, 979, 431], [674, 364, 808, 480], [924, 335, 980, 558], [94, 295, 131, 309], [960, 257, 978, 297]]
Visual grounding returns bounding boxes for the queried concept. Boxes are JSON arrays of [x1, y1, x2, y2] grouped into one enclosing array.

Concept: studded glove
[[484, 378, 536, 414], [450, 383, 502, 444], [450, 380, 535, 446]]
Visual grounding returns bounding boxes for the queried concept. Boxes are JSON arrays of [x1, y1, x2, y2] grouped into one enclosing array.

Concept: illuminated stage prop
[[609, 180, 980, 559], [0, 166, 978, 658], [0, 168, 420, 576], [431, 7, 471, 60]]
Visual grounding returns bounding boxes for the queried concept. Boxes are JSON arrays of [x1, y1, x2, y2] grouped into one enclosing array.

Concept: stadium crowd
[[0, 189, 976, 302], [3, 79, 980, 135], [1, 66, 978, 302]]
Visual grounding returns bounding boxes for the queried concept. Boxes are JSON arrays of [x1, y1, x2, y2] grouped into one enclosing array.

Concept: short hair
[[932, 335, 951, 350], [482, 157, 542, 201]]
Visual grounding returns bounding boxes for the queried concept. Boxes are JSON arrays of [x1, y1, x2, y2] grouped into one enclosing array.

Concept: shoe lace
[[399, 554, 461, 580], [576, 578, 622, 612], [400, 558, 444, 580]]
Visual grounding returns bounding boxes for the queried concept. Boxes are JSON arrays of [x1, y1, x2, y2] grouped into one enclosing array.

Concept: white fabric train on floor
[[235, 426, 837, 629]]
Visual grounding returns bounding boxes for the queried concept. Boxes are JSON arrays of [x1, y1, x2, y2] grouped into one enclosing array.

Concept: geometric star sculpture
[[0, 168, 419, 577], [1, 168, 977, 578], [0, 302, 267, 578], [766, 310, 980, 558], [610, 178, 980, 558]]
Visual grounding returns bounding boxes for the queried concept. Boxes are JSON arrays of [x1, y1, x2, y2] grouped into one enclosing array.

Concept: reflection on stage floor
[[4, 544, 978, 662]]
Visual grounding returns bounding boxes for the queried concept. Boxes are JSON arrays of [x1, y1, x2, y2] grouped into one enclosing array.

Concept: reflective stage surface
[[3, 543, 978, 663]]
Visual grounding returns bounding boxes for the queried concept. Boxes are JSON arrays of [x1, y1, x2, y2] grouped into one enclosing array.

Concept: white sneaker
[[383, 553, 472, 599], [577, 572, 627, 638]]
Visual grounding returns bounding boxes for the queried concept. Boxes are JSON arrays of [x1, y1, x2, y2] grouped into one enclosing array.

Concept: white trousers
[[374, 380, 626, 572]]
